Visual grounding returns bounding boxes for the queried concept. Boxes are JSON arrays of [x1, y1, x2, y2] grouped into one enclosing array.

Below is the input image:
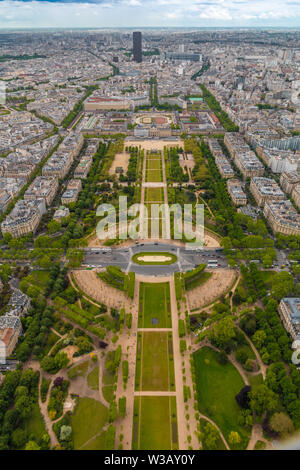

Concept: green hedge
[[178, 319, 186, 338], [183, 264, 206, 290]]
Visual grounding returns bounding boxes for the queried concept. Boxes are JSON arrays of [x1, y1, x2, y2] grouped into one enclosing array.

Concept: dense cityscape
[[0, 26, 299, 454]]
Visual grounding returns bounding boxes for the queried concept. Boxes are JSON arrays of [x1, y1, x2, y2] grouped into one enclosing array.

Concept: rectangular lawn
[[145, 187, 163, 203], [133, 396, 178, 450], [135, 331, 174, 391], [146, 168, 163, 182], [138, 282, 171, 328]]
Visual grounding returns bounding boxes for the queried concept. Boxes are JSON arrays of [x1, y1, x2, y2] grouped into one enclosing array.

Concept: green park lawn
[[146, 156, 162, 182], [23, 270, 50, 295], [147, 152, 162, 160], [67, 360, 90, 379], [80, 432, 106, 450], [135, 331, 175, 391], [146, 168, 163, 182], [71, 397, 108, 449], [101, 352, 117, 403], [145, 187, 164, 203], [132, 396, 178, 450], [23, 402, 47, 444], [138, 282, 171, 328], [246, 373, 264, 390], [147, 158, 161, 170], [193, 347, 250, 449], [87, 366, 99, 390]]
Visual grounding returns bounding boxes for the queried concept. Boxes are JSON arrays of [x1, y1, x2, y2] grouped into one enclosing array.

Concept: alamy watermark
[[96, 197, 204, 249]]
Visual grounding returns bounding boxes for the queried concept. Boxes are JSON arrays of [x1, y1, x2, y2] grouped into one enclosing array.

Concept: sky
[[0, 0, 299, 29]]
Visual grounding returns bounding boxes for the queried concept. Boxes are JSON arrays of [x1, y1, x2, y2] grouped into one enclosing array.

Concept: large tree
[[208, 316, 236, 349], [269, 412, 294, 438], [249, 385, 279, 416]]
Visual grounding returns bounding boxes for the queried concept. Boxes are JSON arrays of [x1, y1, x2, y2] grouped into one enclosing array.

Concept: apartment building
[[1, 198, 46, 238], [59, 132, 84, 160], [85, 96, 131, 112], [292, 184, 300, 209], [0, 177, 26, 214], [61, 179, 82, 205], [263, 199, 300, 236], [24, 176, 59, 206], [215, 156, 235, 179], [0, 316, 22, 359], [208, 139, 235, 178], [74, 157, 93, 179], [280, 171, 300, 195], [42, 152, 73, 179], [278, 298, 300, 341], [7, 289, 31, 317], [227, 179, 247, 206], [224, 133, 264, 178], [250, 177, 285, 207], [0, 162, 34, 181]]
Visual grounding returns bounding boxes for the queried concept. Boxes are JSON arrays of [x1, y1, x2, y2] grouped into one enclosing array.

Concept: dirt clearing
[[187, 269, 237, 311]]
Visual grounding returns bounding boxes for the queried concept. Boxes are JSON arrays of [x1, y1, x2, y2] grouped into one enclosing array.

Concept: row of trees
[[199, 84, 239, 132]]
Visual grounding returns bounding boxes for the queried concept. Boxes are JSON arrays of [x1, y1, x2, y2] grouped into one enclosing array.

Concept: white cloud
[[0, 0, 299, 27], [124, 0, 142, 6], [198, 6, 233, 20]]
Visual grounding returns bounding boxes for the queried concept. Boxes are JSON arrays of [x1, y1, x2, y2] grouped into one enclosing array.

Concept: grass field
[[132, 252, 177, 265], [135, 331, 175, 391], [71, 397, 108, 449], [145, 187, 164, 203], [146, 169, 163, 182], [102, 352, 117, 403], [132, 396, 178, 450], [68, 360, 90, 379], [147, 158, 161, 169], [146, 155, 163, 182], [138, 282, 171, 328], [24, 402, 47, 444], [193, 347, 250, 449], [22, 270, 50, 295], [87, 366, 99, 390], [246, 373, 264, 390], [81, 432, 106, 450]]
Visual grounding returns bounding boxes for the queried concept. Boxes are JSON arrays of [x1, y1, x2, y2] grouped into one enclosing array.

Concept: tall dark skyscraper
[[133, 31, 142, 63]]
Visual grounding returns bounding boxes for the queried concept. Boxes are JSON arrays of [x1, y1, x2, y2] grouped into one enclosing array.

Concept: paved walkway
[[161, 150, 171, 240], [114, 279, 139, 450], [134, 391, 177, 396], [169, 276, 199, 450], [236, 325, 267, 380], [199, 414, 230, 450]]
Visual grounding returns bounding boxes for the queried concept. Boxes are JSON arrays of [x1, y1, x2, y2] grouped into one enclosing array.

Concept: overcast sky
[[0, 0, 299, 29]]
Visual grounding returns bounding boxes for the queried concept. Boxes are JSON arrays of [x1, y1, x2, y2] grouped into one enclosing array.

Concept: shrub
[[178, 319, 186, 338], [118, 396, 126, 418], [122, 360, 129, 388], [126, 313, 132, 329], [105, 425, 116, 450], [180, 340, 187, 354]]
